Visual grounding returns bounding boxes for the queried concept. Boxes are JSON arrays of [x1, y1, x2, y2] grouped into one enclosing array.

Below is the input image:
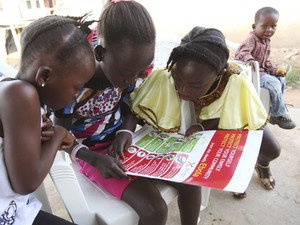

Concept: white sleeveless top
[[0, 109, 44, 224]]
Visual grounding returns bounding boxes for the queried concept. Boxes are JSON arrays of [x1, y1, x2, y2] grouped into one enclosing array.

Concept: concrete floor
[[167, 89, 300, 225], [46, 88, 300, 225]]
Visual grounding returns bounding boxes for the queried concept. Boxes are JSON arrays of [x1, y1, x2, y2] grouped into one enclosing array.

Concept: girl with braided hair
[[54, 1, 171, 225], [0, 15, 96, 225], [131, 26, 281, 220]]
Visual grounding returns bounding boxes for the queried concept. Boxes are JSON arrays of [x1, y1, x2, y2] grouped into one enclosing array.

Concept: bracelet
[[116, 129, 134, 138], [71, 143, 88, 162], [197, 123, 205, 131]]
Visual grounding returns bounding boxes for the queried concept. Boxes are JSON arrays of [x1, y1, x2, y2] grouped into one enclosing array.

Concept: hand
[[276, 68, 287, 77], [59, 130, 75, 150], [185, 124, 203, 137], [41, 114, 54, 142], [93, 153, 128, 179], [108, 132, 132, 160]]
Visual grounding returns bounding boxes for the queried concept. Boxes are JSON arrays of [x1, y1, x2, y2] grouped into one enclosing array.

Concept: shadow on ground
[[167, 88, 300, 225]]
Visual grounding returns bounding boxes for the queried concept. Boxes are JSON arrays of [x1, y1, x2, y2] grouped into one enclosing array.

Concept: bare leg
[[122, 178, 168, 225], [256, 126, 281, 189], [168, 182, 201, 225], [258, 126, 281, 166]]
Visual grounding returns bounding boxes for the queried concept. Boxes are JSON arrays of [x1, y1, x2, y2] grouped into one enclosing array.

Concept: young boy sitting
[[234, 6, 296, 129]]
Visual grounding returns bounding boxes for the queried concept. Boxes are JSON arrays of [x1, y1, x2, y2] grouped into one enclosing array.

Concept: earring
[[41, 83, 45, 87]]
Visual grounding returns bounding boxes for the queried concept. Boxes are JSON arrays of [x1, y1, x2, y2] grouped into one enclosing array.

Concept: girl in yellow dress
[[131, 27, 281, 204]]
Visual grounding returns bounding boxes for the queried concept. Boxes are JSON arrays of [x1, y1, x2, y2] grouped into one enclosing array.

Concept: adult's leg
[[122, 178, 168, 225], [167, 182, 201, 225], [256, 126, 281, 189], [33, 210, 76, 225]]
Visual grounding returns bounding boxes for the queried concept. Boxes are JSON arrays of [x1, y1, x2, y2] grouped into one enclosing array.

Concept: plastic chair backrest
[[228, 59, 270, 113], [226, 39, 270, 113]]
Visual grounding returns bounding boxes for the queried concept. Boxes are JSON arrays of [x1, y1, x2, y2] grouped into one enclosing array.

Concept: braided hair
[[20, 14, 97, 71], [167, 26, 229, 75], [97, 0, 156, 46]]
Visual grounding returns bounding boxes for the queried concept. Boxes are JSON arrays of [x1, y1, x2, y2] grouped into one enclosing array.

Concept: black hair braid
[[66, 13, 99, 35], [20, 15, 96, 70], [97, 1, 155, 46], [167, 27, 229, 75], [167, 48, 212, 71]]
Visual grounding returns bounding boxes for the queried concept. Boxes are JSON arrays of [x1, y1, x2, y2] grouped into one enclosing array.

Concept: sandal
[[232, 192, 247, 199], [255, 163, 275, 190]]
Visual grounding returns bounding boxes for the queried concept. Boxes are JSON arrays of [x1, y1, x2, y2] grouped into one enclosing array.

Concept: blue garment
[[260, 73, 287, 117]]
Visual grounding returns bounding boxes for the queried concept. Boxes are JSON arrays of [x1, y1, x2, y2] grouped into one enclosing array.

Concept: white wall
[[137, 0, 300, 49], [1, 0, 299, 50]]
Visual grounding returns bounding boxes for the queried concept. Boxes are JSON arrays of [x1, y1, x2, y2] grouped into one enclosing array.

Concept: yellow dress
[[130, 63, 268, 132]]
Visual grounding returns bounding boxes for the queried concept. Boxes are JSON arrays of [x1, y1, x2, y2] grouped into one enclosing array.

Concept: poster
[[123, 125, 263, 193]]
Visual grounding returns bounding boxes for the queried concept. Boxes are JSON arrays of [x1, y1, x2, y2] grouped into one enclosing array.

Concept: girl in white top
[[0, 15, 95, 225]]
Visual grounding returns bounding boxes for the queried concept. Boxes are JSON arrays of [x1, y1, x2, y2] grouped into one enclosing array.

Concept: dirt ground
[[285, 87, 300, 108]]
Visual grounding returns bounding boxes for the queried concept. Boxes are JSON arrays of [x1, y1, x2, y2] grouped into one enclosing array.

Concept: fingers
[[42, 115, 53, 129], [108, 134, 132, 160], [107, 145, 117, 157], [101, 159, 128, 179], [60, 141, 74, 150], [185, 125, 202, 137], [113, 160, 128, 178], [41, 114, 54, 142], [41, 130, 54, 142], [108, 147, 124, 160]]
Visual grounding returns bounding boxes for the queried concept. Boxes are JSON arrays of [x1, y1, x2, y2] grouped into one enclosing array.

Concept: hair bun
[[180, 26, 229, 72]]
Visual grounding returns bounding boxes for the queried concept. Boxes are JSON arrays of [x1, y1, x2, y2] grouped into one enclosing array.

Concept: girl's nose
[[178, 84, 190, 96]]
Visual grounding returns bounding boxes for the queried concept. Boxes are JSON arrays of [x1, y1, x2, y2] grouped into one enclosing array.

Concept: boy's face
[[253, 12, 279, 41]]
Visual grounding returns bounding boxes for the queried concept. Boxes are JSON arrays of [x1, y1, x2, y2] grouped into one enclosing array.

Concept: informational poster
[[123, 125, 263, 193]]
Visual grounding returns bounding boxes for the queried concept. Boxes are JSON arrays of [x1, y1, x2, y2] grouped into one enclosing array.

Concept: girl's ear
[[35, 66, 52, 87], [252, 24, 256, 30], [94, 45, 105, 62]]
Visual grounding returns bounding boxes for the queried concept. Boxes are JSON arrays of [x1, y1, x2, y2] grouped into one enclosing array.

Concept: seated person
[[234, 6, 296, 129], [131, 26, 281, 200]]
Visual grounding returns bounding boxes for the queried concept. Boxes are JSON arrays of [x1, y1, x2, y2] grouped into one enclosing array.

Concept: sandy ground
[[167, 87, 300, 225]]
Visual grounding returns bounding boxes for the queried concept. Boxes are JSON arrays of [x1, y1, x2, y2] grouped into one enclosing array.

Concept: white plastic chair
[[228, 59, 270, 113], [226, 40, 271, 113], [50, 151, 182, 225], [48, 97, 210, 225]]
